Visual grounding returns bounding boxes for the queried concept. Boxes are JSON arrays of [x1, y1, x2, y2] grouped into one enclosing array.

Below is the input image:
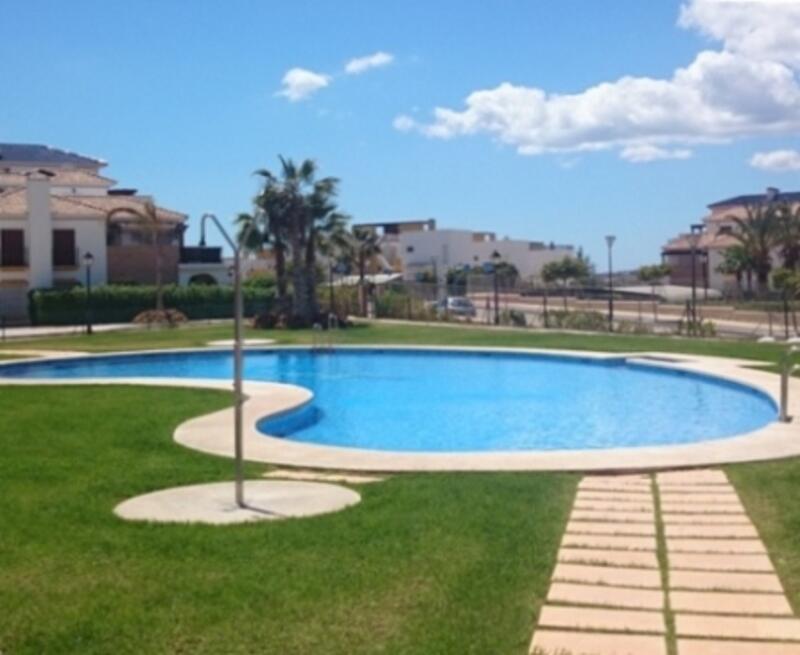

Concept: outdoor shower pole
[[780, 346, 799, 423], [200, 213, 249, 508]]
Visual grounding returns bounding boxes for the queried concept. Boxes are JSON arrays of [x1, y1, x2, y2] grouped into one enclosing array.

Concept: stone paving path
[[529, 469, 800, 655]]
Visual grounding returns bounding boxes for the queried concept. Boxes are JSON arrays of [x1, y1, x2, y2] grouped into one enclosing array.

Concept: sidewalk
[[530, 469, 800, 654]]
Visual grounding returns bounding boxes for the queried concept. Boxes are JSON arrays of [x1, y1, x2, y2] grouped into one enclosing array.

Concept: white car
[[432, 296, 477, 317]]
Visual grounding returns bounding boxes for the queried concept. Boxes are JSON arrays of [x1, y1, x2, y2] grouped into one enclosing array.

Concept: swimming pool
[[0, 348, 778, 452]]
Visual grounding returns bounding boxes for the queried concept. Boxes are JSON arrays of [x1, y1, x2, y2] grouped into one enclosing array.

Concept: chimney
[[25, 171, 53, 288], [766, 187, 780, 202]]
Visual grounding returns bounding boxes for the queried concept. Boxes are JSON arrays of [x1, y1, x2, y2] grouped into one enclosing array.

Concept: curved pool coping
[[0, 344, 798, 472]]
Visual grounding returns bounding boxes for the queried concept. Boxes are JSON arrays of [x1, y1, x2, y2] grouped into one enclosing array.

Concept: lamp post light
[[199, 213, 252, 509], [491, 250, 502, 325], [688, 223, 704, 332], [605, 235, 616, 332], [83, 251, 94, 335]]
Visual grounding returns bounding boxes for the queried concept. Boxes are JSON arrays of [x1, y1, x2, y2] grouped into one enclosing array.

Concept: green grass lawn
[[0, 386, 574, 655], [0, 319, 793, 365], [727, 460, 800, 615]]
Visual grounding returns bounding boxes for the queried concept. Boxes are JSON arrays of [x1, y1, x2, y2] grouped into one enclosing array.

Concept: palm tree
[[347, 227, 383, 316], [775, 201, 800, 270], [106, 201, 167, 312], [728, 203, 779, 292], [238, 158, 345, 324]]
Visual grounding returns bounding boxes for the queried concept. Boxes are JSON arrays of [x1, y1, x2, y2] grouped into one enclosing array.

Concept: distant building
[[661, 187, 800, 293], [0, 143, 198, 322], [353, 218, 574, 281]]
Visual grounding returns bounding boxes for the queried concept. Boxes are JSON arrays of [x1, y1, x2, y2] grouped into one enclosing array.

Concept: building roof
[[708, 190, 800, 209], [71, 194, 187, 223], [0, 169, 116, 190], [0, 188, 185, 223], [662, 230, 738, 253], [0, 144, 105, 168], [0, 188, 106, 219]]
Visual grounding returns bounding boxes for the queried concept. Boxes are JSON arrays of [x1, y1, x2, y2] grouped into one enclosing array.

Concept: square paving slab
[[670, 570, 784, 593], [667, 538, 766, 554], [670, 590, 793, 616], [664, 524, 759, 539], [677, 638, 800, 655], [567, 521, 657, 536], [570, 509, 656, 523], [553, 563, 662, 589], [547, 582, 665, 610], [668, 552, 774, 572], [561, 533, 657, 551], [675, 613, 800, 641], [530, 629, 667, 655], [539, 605, 666, 634], [559, 547, 659, 569]]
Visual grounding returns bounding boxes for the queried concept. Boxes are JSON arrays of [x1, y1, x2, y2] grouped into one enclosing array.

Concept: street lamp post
[[491, 250, 501, 325], [200, 213, 252, 509], [688, 223, 704, 333], [83, 251, 94, 335], [605, 235, 616, 332]]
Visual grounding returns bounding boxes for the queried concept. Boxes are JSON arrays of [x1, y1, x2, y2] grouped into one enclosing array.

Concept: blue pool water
[[0, 349, 777, 451]]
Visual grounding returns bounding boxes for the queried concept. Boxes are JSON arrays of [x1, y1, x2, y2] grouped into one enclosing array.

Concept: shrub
[[29, 284, 274, 325], [133, 309, 188, 327], [500, 309, 527, 327], [548, 310, 608, 332]]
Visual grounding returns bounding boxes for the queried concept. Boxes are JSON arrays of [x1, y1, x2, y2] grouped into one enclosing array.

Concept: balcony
[[180, 246, 222, 264]]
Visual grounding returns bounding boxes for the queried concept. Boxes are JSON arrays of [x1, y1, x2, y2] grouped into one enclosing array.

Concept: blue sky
[[2, 0, 799, 270]]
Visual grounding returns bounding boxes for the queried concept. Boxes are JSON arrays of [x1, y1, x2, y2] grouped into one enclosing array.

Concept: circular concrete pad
[[206, 338, 275, 347], [114, 480, 360, 524]]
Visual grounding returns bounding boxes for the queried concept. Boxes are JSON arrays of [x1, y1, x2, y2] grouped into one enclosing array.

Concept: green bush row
[[29, 284, 274, 325]]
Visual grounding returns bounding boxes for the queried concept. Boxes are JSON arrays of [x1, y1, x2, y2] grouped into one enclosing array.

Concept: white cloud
[[620, 144, 693, 163], [276, 68, 330, 102], [400, 0, 800, 160], [750, 149, 800, 171], [392, 114, 417, 132], [345, 51, 394, 75]]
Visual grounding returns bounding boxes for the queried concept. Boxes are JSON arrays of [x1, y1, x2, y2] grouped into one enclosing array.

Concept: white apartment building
[[0, 144, 186, 322], [354, 219, 574, 281]]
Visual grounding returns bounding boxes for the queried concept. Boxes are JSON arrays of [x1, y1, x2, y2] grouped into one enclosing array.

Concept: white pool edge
[[0, 345, 798, 472]]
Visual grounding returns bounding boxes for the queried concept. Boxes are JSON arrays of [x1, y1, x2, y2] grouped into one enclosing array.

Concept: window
[[52, 229, 76, 267], [0, 229, 25, 267]]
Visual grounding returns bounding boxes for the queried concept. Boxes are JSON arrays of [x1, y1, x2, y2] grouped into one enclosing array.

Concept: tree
[[717, 245, 754, 296], [345, 227, 382, 316], [106, 201, 169, 313], [542, 256, 591, 309], [775, 202, 800, 271], [638, 263, 671, 321], [728, 203, 779, 292], [238, 157, 346, 325], [235, 171, 291, 307], [772, 268, 800, 338]]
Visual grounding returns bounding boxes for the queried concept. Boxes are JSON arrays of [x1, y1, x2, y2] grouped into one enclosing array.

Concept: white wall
[[53, 219, 108, 286], [399, 229, 573, 280], [26, 176, 53, 289]]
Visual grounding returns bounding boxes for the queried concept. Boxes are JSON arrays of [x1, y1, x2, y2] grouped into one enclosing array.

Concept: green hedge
[[29, 284, 274, 325]]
